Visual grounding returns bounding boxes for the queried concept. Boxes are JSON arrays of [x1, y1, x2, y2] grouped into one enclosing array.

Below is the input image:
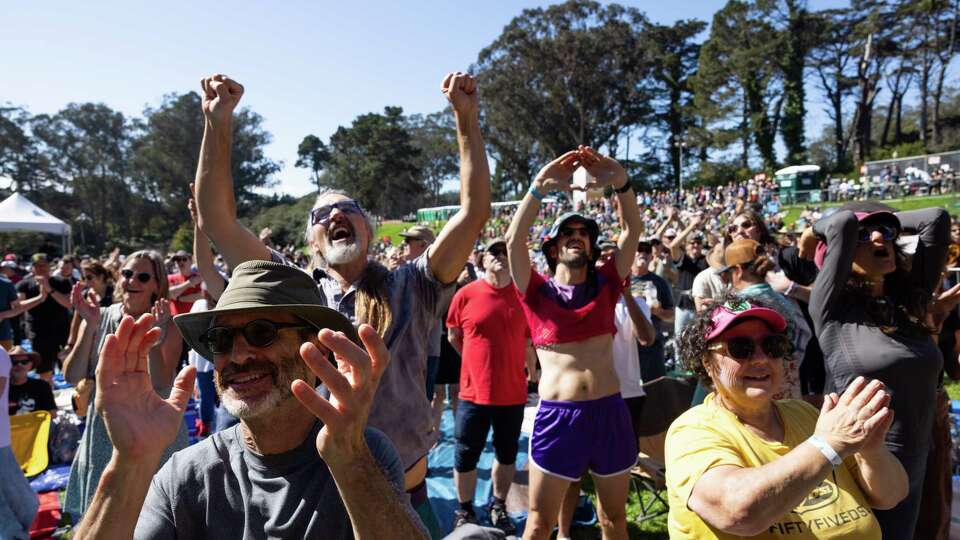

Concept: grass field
[[782, 193, 958, 225], [376, 220, 413, 245]]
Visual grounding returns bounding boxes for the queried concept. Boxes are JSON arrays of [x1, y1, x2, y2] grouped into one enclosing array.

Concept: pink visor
[[705, 300, 787, 341]]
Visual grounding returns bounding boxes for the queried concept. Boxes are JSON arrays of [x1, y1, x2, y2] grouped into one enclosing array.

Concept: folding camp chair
[[629, 376, 695, 522], [10, 410, 52, 477]]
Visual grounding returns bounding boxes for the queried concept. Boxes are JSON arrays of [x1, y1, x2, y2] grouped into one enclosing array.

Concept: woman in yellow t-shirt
[[665, 294, 908, 539]]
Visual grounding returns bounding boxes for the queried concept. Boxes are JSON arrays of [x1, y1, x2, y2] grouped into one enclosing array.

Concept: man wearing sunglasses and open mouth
[[72, 260, 428, 539], [193, 71, 490, 533]]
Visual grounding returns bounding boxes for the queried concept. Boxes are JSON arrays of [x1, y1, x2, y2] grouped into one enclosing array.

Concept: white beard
[[220, 386, 285, 419], [321, 240, 364, 265]]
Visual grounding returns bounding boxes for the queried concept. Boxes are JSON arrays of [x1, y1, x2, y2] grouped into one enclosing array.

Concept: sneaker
[[453, 509, 477, 529], [488, 501, 516, 534]]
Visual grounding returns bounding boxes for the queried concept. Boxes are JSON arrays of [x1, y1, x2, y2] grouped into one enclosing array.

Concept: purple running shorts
[[529, 393, 638, 481]]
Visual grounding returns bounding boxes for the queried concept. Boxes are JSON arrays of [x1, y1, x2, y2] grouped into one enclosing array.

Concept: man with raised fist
[[193, 71, 491, 533]]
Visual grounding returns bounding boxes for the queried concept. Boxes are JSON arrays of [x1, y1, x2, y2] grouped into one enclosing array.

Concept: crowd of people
[[0, 70, 958, 540]]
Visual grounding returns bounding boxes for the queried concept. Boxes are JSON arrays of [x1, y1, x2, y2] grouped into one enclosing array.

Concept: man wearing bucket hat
[[73, 261, 427, 539], [194, 73, 490, 530], [505, 146, 643, 540]]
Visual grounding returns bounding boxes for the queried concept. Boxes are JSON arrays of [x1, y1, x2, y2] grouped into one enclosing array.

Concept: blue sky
[[2, 0, 851, 197]]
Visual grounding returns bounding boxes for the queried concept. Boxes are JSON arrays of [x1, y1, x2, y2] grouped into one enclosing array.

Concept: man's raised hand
[[578, 146, 627, 190], [71, 282, 101, 325], [293, 325, 390, 467], [96, 314, 196, 462], [441, 72, 478, 119], [534, 150, 582, 193], [200, 74, 244, 126]]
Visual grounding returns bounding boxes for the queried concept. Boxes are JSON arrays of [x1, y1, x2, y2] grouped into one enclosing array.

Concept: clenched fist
[[200, 74, 244, 127], [441, 72, 478, 119]]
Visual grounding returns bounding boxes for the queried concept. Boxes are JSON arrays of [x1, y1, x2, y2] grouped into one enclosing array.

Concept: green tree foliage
[[324, 106, 424, 218], [696, 0, 782, 170], [405, 111, 458, 207], [645, 19, 706, 189], [472, 0, 654, 197], [295, 134, 331, 192]]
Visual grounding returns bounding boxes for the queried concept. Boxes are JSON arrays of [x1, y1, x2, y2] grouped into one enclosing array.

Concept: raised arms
[[427, 73, 492, 285]]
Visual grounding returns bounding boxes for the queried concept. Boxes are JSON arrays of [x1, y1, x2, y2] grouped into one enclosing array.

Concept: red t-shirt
[[446, 279, 530, 406], [168, 273, 200, 316], [519, 257, 622, 347]]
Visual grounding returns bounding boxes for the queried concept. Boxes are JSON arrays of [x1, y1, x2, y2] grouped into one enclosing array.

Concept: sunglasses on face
[[83, 274, 96, 281], [120, 269, 152, 283], [200, 319, 315, 355], [636, 245, 652, 254], [11, 359, 32, 366], [403, 237, 425, 245], [173, 257, 189, 263], [309, 200, 363, 227], [707, 334, 792, 361], [486, 247, 507, 257], [728, 221, 755, 234], [559, 227, 589, 238], [857, 224, 898, 243]]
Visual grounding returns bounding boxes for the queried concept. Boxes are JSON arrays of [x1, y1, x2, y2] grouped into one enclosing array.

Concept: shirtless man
[[505, 146, 642, 540]]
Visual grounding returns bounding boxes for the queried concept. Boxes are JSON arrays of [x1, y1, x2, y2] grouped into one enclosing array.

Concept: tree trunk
[[920, 26, 932, 148]]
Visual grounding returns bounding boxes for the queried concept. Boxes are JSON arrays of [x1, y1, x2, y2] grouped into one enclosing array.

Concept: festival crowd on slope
[[1, 72, 959, 540]]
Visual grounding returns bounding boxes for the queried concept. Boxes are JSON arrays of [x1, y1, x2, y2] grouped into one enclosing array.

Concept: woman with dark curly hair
[[665, 293, 907, 539], [803, 202, 949, 538]]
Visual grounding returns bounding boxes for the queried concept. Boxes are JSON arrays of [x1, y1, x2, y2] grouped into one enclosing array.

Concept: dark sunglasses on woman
[[200, 319, 316, 355], [857, 224, 898, 243], [309, 200, 364, 227], [707, 334, 792, 361], [120, 269, 152, 283]]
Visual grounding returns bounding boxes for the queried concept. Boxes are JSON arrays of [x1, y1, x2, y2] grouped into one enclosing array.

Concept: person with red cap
[[801, 202, 949, 539], [666, 293, 907, 539], [506, 146, 643, 540]]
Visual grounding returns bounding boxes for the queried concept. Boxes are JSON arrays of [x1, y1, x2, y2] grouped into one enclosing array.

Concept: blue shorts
[[529, 393, 637, 481]]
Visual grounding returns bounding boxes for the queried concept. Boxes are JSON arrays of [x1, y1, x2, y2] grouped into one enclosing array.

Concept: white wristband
[[807, 435, 843, 466]]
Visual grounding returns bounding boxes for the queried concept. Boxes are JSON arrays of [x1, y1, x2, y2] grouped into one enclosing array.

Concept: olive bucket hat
[[173, 260, 359, 360]]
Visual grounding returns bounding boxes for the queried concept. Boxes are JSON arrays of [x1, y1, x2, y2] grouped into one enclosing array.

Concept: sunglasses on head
[[857, 224, 898, 243], [120, 269, 152, 283], [707, 334, 791, 361], [200, 319, 316, 355], [486, 247, 507, 257], [309, 200, 364, 227]]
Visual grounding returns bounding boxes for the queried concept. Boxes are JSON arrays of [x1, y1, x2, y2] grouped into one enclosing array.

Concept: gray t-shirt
[[135, 423, 423, 539], [811, 208, 948, 457]]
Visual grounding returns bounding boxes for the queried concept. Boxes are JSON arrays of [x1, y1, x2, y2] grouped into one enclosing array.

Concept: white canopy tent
[[0, 192, 73, 253]]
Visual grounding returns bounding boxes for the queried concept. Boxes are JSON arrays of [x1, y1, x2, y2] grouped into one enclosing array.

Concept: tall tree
[[131, 92, 280, 232], [325, 106, 423, 218], [472, 0, 654, 196], [809, 7, 858, 170], [770, 0, 813, 165], [406, 111, 458, 207], [849, 0, 897, 164], [295, 134, 330, 192], [30, 103, 134, 250], [696, 0, 783, 170], [0, 106, 51, 194], [645, 19, 706, 190]]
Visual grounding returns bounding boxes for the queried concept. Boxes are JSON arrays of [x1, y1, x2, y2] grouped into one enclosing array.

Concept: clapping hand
[[441, 72, 478, 119], [71, 282, 101, 325], [814, 377, 893, 459], [96, 314, 196, 461], [292, 325, 390, 468], [151, 299, 172, 329], [200, 74, 244, 126]]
